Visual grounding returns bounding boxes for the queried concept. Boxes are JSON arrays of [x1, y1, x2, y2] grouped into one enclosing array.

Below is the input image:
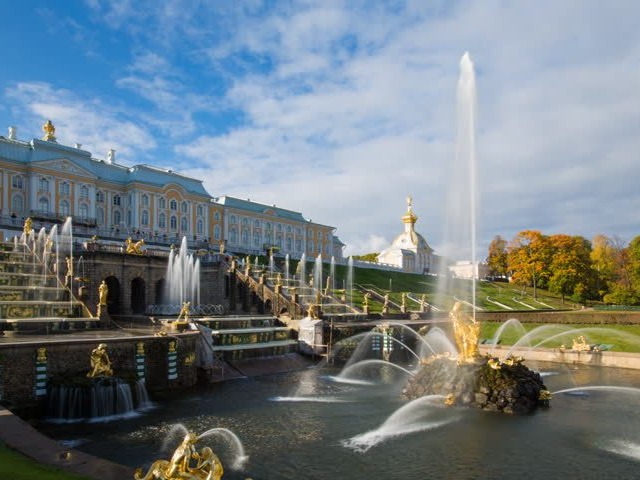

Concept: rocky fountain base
[[402, 355, 550, 415]]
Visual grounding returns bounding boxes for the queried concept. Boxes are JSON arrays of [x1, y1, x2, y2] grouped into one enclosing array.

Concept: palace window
[[11, 175, 23, 190], [38, 197, 49, 212], [213, 224, 221, 240], [197, 219, 203, 234], [159, 197, 166, 209], [59, 182, 70, 196], [253, 231, 261, 247], [113, 194, 121, 206], [286, 237, 293, 251], [242, 229, 249, 245], [79, 203, 88, 219], [229, 228, 237, 243], [141, 194, 149, 207], [97, 207, 104, 225], [181, 217, 188, 232], [39, 178, 49, 192], [230, 215, 237, 224], [181, 201, 188, 213], [254, 219, 261, 228], [96, 191, 104, 203], [296, 239, 302, 252], [170, 215, 177, 230], [242, 217, 249, 226], [214, 211, 220, 221], [80, 185, 89, 199], [276, 235, 283, 248], [11, 194, 23, 213], [170, 200, 177, 211], [59, 200, 70, 217], [113, 210, 121, 225], [141, 210, 149, 226], [197, 205, 203, 216], [158, 213, 166, 229], [287, 225, 292, 233]]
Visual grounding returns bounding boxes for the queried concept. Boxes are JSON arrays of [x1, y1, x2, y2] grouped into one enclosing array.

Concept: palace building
[[377, 196, 434, 274], [0, 122, 344, 260]]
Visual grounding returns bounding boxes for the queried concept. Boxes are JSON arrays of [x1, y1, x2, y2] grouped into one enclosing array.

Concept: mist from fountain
[[298, 253, 307, 286], [285, 254, 290, 282], [313, 254, 322, 296], [346, 256, 354, 308]]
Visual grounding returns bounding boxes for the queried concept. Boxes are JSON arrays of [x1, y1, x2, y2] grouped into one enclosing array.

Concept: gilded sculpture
[[23, 217, 34, 236], [450, 301, 480, 363], [42, 120, 56, 141], [99, 280, 108, 305], [134, 431, 224, 480], [125, 237, 145, 255], [87, 343, 113, 378], [177, 301, 191, 322]]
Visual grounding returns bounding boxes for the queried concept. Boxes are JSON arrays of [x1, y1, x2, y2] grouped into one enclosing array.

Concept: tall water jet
[[298, 253, 307, 286], [330, 256, 336, 293], [437, 51, 478, 315], [347, 256, 354, 307], [164, 236, 201, 306], [313, 255, 322, 296], [285, 253, 290, 282]]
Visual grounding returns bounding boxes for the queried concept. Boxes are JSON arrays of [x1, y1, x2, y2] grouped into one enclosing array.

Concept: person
[[99, 280, 108, 305], [87, 343, 113, 377]]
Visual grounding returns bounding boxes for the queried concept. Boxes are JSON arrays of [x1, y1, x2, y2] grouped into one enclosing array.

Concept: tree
[[507, 230, 552, 299], [487, 235, 508, 277], [353, 253, 379, 262], [603, 236, 639, 305], [590, 234, 617, 299], [547, 234, 593, 303]]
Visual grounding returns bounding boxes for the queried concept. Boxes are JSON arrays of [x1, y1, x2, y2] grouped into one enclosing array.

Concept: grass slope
[[0, 442, 89, 480]]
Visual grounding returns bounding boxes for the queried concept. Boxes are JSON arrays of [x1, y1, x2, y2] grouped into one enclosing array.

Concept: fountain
[[164, 237, 201, 310], [34, 53, 640, 479]]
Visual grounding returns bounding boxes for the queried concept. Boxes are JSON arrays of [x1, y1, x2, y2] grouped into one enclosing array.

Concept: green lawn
[[480, 322, 640, 353], [0, 442, 90, 480]]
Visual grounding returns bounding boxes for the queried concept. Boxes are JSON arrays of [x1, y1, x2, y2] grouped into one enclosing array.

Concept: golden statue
[[363, 292, 371, 307], [450, 301, 480, 363], [23, 217, 34, 236], [307, 303, 318, 319], [42, 120, 56, 141], [87, 343, 113, 377], [571, 335, 591, 351], [276, 272, 282, 286], [99, 280, 108, 306], [135, 431, 224, 480], [177, 301, 191, 322], [125, 237, 145, 255]]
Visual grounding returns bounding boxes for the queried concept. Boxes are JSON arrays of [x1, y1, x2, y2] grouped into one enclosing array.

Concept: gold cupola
[[42, 120, 57, 142], [402, 195, 418, 225]]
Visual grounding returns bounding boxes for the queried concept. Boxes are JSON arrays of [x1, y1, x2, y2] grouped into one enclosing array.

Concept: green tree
[[487, 235, 508, 277], [590, 234, 617, 299], [603, 236, 640, 305], [353, 253, 379, 262], [547, 234, 593, 304]]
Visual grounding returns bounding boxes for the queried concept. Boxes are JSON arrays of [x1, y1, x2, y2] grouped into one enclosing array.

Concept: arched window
[[197, 219, 203, 234], [286, 237, 293, 251], [230, 215, 237, 224], [181, 201, 188, 213], [59, 181, 70, 196], [242, 217, 248, 225], [229, 228, 237, 243], [181, 217, 188, 232], [79, 203, 88, 219], [296, 239, 302, 252], [96, 191, 104, 203], [276, 235, 283, 248], [113, 194, 121, 206], [159, 213, 166, 229], [277, 224, 283, 232], [141, 210, 149, 226], [170, 215, 177, 230], [39, 178, 49, 192], [242, 229, 249, 245], [214, 211, 220, 221], [59, 200, 70, 217], [170, 199, 177, 211], [254, 219, 261, 228], [141, 194, 149, 207], [80, 185, 89, 199], [97, 207, 104, 225], [11, 194, 23, 213], [253, 231, 261, 247], [287, 225, 292, 233], [159, 197, 166, 209], [213, 224, 221, 240], [39, 197, 49, 212], [197, 205, 203, 216], [113, 210, 121, 225]]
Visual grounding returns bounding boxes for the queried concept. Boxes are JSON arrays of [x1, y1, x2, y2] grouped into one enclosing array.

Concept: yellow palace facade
[[0, 122, 344, 260]]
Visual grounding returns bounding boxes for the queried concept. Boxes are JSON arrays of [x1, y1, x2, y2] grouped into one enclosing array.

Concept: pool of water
[[39, 361, 640, 480]]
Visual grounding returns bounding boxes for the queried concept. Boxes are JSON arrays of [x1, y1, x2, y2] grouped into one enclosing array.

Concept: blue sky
[[1, 1, 639, 257]]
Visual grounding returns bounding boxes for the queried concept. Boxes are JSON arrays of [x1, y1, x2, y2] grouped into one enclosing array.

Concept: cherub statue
[[177, 301, 191, 322]]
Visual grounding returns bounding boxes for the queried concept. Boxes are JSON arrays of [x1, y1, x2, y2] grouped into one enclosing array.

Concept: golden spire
[[402, 195, 418, 225], [42, 120, 56, 142]]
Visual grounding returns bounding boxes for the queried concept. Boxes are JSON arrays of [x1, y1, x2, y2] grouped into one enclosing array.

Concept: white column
[[2, 172, 8, 215]]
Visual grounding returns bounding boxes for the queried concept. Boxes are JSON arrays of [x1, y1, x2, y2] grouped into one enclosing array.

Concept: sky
[[1, 0, 639, 258]]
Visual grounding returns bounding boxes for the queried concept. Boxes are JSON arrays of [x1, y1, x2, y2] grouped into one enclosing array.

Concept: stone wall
[[0, 333, 199, 410]]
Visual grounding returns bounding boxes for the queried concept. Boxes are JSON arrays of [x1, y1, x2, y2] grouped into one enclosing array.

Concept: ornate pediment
[[33, 158, 97, 179]]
